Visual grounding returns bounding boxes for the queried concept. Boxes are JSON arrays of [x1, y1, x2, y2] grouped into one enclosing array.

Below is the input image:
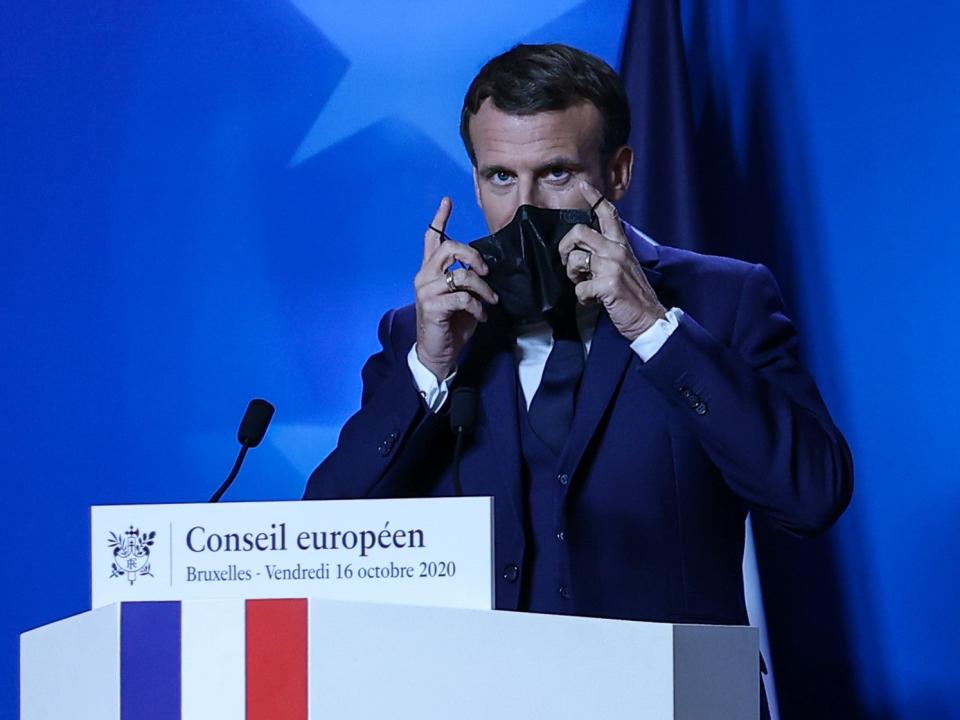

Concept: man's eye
[[490, 171, 513, 186], [545, 168, 571, 183]]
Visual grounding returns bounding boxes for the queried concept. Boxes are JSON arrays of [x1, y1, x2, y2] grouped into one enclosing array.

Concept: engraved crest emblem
[[108, 526, 156, 585]]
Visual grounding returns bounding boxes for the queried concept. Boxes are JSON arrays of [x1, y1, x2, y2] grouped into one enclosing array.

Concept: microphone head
[[237, 398, 275, 448], [449, 387, 479, 432]]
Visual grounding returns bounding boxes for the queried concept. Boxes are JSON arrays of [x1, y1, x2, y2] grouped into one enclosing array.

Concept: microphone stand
[[209, 442, 250, 503]]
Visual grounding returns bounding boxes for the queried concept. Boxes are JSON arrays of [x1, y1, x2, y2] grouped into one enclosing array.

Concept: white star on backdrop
[[287, 0, 588, 170]]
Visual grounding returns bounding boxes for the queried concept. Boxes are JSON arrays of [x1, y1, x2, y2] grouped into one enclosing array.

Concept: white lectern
[[21, 500, 759, 718], [21, 599, 758, 719]]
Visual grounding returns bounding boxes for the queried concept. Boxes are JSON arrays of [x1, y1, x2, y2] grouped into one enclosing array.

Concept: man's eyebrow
[[478, 157, 584, 176], [478, 164, 512, 176], [536, 156, 583, 172]]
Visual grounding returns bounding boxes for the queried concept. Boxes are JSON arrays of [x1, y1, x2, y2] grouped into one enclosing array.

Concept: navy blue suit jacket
[[304, 224, 853, 626]]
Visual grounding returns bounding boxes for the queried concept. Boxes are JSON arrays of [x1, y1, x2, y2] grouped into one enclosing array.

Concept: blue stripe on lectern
[[121, 602, 181, 720]]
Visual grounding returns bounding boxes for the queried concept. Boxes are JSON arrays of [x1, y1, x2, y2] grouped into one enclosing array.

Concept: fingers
[[575, 274, 622, 306], [417, 242, 491, 293], [565, 247, 593, 282], [559, 223, 630, 266], [421, 196, 490, 279], [577, 180, 624, 239], [422, 238, 489, 279], [572, 261, 662, 311], [558, 224, 600, 263], [442, 291, 487, 323], [574, 277, 602, 305], [416, 197, 496, 335], [420, 287, 488, 324], [416, 267, 497, 320], [423, 197, 452, 259], [440, 267, 498, 305]]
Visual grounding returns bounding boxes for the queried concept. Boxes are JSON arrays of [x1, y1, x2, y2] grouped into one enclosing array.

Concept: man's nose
[[517, 180, 540, 208]]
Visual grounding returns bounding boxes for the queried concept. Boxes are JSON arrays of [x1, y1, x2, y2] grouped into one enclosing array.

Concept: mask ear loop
[[590, 195, 606, 230], [428, 224, 447, 242], [589, 196, 606, 230], [428, 224, 471, 272]]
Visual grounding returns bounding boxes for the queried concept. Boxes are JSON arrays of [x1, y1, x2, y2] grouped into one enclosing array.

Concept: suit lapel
[[560, 232, 664, 480], [459, 320, 524, 529], [559, 309, 632, 478]]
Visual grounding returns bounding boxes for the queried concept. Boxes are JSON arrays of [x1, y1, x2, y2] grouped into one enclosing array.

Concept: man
[[305, 44, 852, 626]]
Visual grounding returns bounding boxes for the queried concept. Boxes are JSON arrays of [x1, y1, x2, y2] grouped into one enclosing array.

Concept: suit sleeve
[[302, 308, 449, 501], [640, 264, 853, 535]]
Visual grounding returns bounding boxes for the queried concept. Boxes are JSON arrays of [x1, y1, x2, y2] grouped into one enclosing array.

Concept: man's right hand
[[414, 197, 498, 382]]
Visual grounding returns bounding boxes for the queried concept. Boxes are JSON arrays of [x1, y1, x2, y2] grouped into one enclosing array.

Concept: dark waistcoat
[[517, 389, 573, 615]]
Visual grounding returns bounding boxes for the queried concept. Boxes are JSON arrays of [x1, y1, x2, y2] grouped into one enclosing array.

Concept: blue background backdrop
[[3, 1, 958, 717]]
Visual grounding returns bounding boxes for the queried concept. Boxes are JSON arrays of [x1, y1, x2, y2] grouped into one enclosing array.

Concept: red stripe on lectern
[[246, 599, 308, 720]]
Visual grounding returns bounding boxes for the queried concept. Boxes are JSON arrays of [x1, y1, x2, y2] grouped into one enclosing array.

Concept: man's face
[[469, 98, 631, 232]]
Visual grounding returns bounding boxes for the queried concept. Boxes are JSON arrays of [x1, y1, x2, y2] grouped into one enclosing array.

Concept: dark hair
[[459, 43, 631, 166]]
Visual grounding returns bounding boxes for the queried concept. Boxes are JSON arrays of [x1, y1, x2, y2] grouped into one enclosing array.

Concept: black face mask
[[468, 205, 597, 327]]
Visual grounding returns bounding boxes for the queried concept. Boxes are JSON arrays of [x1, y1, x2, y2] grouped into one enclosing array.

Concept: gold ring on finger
[[444, 270, 458, 293], [585, 251, 592, 275]]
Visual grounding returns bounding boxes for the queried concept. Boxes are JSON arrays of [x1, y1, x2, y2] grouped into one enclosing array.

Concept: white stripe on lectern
[[181, 600, 245, 720]]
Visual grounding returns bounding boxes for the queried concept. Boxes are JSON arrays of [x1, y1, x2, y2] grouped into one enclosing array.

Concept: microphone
[[209, 398, 275, 503], [449, 388, 478, 496], [237, 398, 274, 448]]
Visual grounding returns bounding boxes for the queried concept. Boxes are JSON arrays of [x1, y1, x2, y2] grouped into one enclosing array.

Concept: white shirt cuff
[[407, 344, 457, 413], [630, 308, 684, 362]]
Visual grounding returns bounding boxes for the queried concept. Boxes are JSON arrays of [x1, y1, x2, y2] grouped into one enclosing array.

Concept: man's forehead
[[469, 99, 604, 162]]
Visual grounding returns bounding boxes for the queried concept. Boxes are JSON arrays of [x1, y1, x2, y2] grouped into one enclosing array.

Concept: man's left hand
[[558, 181, 667, 341]]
